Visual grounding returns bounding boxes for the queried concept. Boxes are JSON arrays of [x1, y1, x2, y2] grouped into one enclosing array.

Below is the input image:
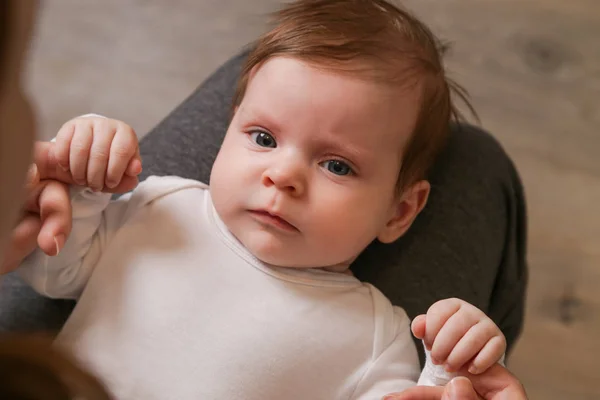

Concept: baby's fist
[[411, 298, 506, 375], [53, 115, 142, 192]]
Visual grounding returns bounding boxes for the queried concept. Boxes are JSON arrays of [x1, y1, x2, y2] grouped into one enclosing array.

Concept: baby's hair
[[233, 0, 475, 193]]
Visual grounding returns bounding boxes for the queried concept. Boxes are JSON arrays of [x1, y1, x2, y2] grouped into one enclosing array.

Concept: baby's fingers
[[125, 148, 142, 177], [430, 309, 481, 366], [69, 123, 94, 186], [411, 315, 426, 339], [423, 299, 462, 351], [87, 120, 117, 191], [468, 335, 506, 375], [54, 122, 76, 172], [444, 320, 498, 372], [105, 126, 138, 188]]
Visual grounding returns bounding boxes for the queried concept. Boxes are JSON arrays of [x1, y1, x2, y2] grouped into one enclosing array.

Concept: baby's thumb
[[411, 314, 426, 339]]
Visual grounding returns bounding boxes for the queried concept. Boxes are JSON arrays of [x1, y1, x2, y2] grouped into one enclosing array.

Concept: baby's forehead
[[244, 56, 421, 142]]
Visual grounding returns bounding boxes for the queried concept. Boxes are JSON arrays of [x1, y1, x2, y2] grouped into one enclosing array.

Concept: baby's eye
[[250, 131, 277, 148], [320, 160, 353, 176]]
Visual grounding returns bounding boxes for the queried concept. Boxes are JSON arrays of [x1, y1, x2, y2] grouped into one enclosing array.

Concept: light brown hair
[[233, 0, 474, 193]]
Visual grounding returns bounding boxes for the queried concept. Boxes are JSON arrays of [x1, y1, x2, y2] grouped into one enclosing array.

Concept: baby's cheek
[[310, 210, 374, 258]]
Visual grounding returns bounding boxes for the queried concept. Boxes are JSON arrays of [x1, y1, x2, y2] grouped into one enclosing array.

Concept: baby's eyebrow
[[239, 107, 282, 133], [314, 135, 374, 162]]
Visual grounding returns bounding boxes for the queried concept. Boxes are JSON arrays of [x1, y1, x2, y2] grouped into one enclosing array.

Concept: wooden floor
[[401, 2, 600, 399], [26, 1, 600, 399]]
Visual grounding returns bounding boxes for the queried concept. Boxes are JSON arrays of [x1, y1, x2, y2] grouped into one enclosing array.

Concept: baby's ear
[[377, 180, 430, 243]]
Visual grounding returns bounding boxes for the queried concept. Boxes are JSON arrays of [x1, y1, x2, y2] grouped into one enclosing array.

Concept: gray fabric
[[0, 50, 527, 361]]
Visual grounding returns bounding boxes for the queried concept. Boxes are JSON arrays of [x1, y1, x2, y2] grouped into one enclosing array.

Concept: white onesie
[[19, 176, 455, 400]]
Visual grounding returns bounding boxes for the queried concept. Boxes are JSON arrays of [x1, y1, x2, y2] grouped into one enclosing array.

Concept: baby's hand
[[411, 298, 506, 375], [52, 116, 142, 192]]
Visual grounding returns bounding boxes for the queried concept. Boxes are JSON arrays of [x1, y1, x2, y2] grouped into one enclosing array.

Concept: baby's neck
[[320, 263, 354, 276]]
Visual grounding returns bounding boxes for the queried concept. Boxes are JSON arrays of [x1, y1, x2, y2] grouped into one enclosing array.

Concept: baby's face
[[210, 57, 421, 269]]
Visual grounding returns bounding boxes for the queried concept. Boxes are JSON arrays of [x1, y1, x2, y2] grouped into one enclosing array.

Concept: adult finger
[[464, 363, 527, 399], [382, 385, 444, 400], [24, 163, 40, 190], [382, 377, 482, 400], [1, 214, 42, 274], [21, 179, 72, 256], [36, 180, 72, 256], [445, 377, 483, 400]]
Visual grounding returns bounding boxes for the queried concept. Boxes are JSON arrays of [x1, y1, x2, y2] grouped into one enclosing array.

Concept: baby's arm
[[412, 298, 507, 386], [350, 307, 421, 399], [18, 115, 141, 298]]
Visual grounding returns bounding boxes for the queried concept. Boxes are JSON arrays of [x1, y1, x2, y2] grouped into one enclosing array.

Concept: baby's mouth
[[248, 210, 299, 232]]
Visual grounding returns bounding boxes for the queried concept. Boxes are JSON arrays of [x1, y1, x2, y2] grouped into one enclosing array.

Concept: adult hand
[[383, 364, 527, 400], [0, 141, 138, 274], [1, 161, 71, 274]]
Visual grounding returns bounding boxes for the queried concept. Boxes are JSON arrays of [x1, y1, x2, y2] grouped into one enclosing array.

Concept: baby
[[19, 1, 506, 399]]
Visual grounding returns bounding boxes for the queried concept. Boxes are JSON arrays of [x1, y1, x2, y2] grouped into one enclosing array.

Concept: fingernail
[[449, 377, 472, 396], [106, 180, 117, 189], [431, 357, 440, 365], [444, 363, 455, 373], [60, 164, 69, 172], [53, 234, 65, 256], [446, 378, 459, 398], [468, 364, 478, 374], [441, 382, 453, 400], [27, 163, 38, 180], [25, 164, 39, 188]]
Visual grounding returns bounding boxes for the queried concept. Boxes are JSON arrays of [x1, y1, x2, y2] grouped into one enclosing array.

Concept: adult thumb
[[463, 363, 527, 400], [445, 377, 480, 400]]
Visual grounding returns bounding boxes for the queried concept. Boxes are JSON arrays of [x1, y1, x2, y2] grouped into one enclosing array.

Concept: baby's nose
[[261, 162, 306, 196]]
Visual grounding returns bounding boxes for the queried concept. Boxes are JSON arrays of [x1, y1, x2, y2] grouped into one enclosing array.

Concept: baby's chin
[[249, 246, 314, 269], [240, 234, 314, 268], [233, 226, 357, 270], [244, 239, 353, 271]]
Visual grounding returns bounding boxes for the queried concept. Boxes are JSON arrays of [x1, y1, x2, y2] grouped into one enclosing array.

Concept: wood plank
[[507, 150, 600, 399], [404, 0, 600, 177]]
